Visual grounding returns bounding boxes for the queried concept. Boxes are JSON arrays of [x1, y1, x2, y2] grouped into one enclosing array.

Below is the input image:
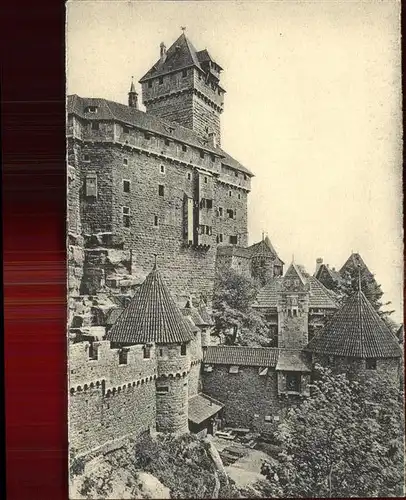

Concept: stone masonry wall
[[202, 365, 284, 432], [156, 374, 190, 434]]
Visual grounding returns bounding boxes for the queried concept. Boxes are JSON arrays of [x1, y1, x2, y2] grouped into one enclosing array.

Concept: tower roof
[[339, 252, 371, 277], [140, 33, 222, 83], [248, 235, 284, 265], [306, 290, 402, 358], [105, 265, 194, 344], [129, 77, 137, 94]]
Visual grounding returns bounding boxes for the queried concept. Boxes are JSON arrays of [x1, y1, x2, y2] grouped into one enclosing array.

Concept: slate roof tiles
[[204, 346, 279, 367], [306, 290, 402, 358]]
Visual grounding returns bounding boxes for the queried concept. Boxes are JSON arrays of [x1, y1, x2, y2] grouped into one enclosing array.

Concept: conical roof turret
[[106, 264, 194, 344], [306, 290, 402, 358]]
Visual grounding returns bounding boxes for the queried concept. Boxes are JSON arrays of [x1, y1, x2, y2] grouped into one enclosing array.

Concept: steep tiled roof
[[67, 95, 253, 177], [204, 346, 279, 367], [248, 236, 284, 265], [188, 393, 223, 424], [105, 265, 194, 344], [306, 291, 402, 358], [276, 350, 312, 372], [140, 34, 204, 83], [339, 252, 371, 277], [316, 264, 343, 284], [254, 276, 339, 310]]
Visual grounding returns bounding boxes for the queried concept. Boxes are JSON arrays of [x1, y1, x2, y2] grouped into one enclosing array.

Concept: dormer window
[[86, 106, 98, 113]]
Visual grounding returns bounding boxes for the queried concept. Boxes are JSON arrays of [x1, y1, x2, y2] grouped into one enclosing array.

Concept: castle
[[68, 32, 403, 459]]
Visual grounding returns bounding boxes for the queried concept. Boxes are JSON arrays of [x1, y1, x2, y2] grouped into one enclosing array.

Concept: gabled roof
[[188, 393, 223, 424], [315, 263, 342, 284], [248, 236, 284, 265], [306, 290, 402, 358], [105, 265, 194, 344], [140, 33, 221, 83], [67, 95, 253, 177], [204, 346, 279, 367], [284, 262, 307, 286], [339, 253, 371, 277], [254, 276, 339, 310]]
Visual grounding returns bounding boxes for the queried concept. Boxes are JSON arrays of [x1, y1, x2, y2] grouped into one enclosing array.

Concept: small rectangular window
[[160, 165, 165, 174], [206, 199, 213, 209], [180, 343, 187, 356], [211, 155, 215, 162], [238, 193, 241, 200], [154, 215, 159, 227], [158, 185, 165, 197], [227, 209, 234, 219], [182, 145, 187, 152], [86, 174, 97, 198], [187, 172, 192, 180], [159, 77, 163, 85], [83, 154, 90, 162], [148, 81, 152, 88], [88, 343, 98, 360], [286, 372, 301, 392], [219, 233, 223, 243], [123, 158, 128, 166], [123, 180, 130, 193], [229, 191, 232, 197], [229, 235, 238, 245], [366, 359, 377, 370], [244, 174, 247, 180], [91, 122, 99, 131], [144, 132, 150, 140], [218, 207, 223, 217], [122, 207, 130, 227], [165, 139, 170, 146], [204, 177, 208, 184], [123, 126, 130, 134], [157, 386, 169, 394], [119, 350, 128, 365], [235, 171, 238, 177], [182, 69, 188, 78], [143, 345, 151, 359], [200, 151, 205, 159]]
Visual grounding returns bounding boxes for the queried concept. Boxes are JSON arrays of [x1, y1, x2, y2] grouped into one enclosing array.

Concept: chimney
[[208, 131, 217, 148], [160, 42, 167, 62], [315, 257, 323, 275]]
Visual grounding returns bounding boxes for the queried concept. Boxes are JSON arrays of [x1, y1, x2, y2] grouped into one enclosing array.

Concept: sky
[[66, 0, 403, 322]]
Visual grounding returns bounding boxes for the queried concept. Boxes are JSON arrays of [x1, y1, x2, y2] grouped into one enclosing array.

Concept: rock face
[[69, 455, 171, 499]]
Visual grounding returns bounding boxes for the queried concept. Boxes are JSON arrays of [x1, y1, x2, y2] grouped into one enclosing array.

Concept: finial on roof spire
[[181, 26, 187, 33]]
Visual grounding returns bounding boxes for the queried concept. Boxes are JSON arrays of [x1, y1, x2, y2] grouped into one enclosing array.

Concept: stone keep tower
[[277, 263, 310, 349], [139, 32, 225, 145], [106, 262, 195, 435]]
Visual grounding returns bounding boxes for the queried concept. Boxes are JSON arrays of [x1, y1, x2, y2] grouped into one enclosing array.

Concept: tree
[[261, 366, 404, 498], [212, 269, 274, 347]]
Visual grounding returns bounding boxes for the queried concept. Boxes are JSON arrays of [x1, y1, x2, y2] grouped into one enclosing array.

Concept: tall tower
[[277, 263, 310, 349], [106, 262, 195, 435], [128, 77, 138, 109], [139, 32, 225, 145]]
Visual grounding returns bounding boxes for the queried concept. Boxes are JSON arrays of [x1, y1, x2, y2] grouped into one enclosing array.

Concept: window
[[123, 180, 130, 193], [159, 77, 163, 85], [235, 171, 238, 177], [165, 139, 170, 146], [229, 235, 238, 245], [200, 198, 213, 209], [206, 199, 213, 209], [366, 359, 377, 370], [144, 132, 151, 140], [158, 184, 165, 197], [264, 415, 272, 422], [211, 155, 215, 162], [157, 386, 169, 394], [218, 207, 223, 217], [229, 190, 232, 197], [91, 122, 99, 131], [204, 176, 208, 184], [187, 172, 192, 180], [154, 215, 159, 227], [123, 126, 130, 134], [238, 193, 241, 200], [160, 165, 165, 174], [286, 372, 301, 392], [217, 233, 223, 243], [182, 69, 188, 78], [159, 348, 163, 357], [86, 106, 98, 113], [226, 209, 234, 219], [83, 154, 90, 162], [200, 151, 205, 159], [182, 145, 187, 152], [85, 174, 97, 198], [88, 343, 98, 360], [229, 365, 239, 374], [148, 81, 152, 88], [119, 349, 128, 365], [143, 345, 151, 359], [123, 158, 128, 166], [180, 343, 187, 356], [244, 174, 247, 180], [122, 207, 130, 227]]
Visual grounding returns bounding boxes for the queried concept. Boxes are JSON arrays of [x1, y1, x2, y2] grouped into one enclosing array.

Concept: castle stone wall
[[156, 375, 189, 434]]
